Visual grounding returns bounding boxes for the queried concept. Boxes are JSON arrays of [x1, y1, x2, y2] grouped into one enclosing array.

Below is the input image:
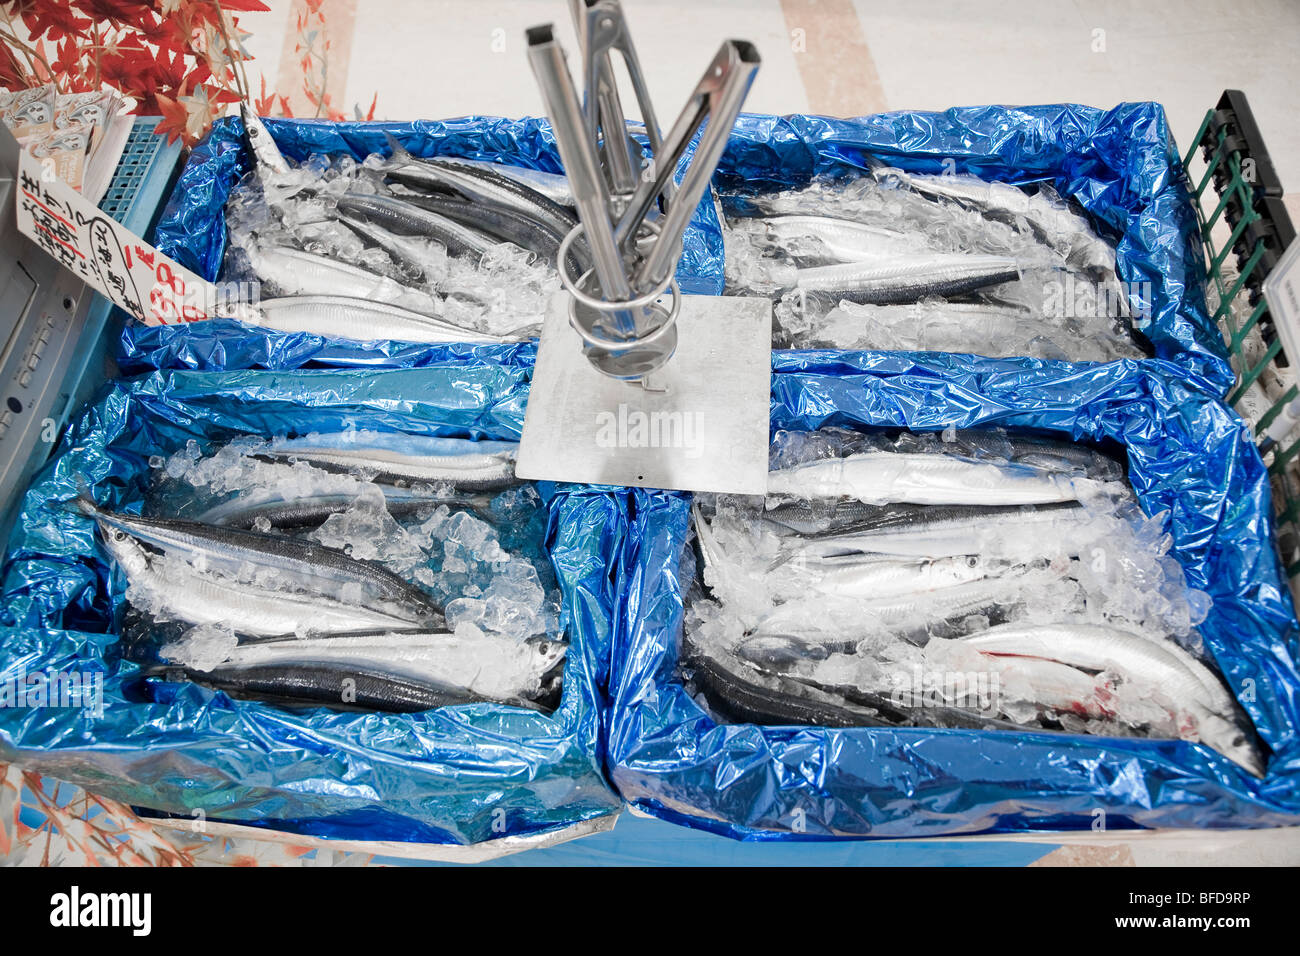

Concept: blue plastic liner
[[607, 354, 1300, 838], [118, 319, 537, 375], [0, 361, 624, 845], [709, 106, 1232, 396], [150, 114, 721, 294]]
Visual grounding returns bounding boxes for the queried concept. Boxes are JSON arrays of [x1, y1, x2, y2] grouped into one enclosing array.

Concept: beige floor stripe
[[779, 0, 887, 117]]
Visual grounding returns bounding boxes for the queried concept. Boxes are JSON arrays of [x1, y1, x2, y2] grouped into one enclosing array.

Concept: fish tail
[[62, 489, 100, 518]]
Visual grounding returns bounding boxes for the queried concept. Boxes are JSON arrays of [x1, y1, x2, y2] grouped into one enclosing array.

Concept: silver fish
[[767, 451, 1095, 506], [198, 487, 492, 531], [245, 245, 436, 308], [877, 167, 1117, 278], [749, 214, 925, 262], [102, 528, 420, 636], [251, 295, 502, 344], [777, 502, 1093, 559], [260, 433, 518, 489], [962, 622, 1263, 776], [793, 255, 1022, 305], [446, 157, 576, 207], [382, 136, 579, 243], [791, 552, 1005, 600], [78, 498, 443, 622], [335, 193, 500, 260], [203, 630, 567, 704]]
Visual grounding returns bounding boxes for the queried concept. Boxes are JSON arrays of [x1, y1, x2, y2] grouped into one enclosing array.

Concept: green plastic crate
[[1183, 90, 1298, 593]]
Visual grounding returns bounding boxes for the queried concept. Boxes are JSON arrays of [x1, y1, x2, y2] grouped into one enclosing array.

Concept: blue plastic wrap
[[0, 361, 624, 845], [150, 114, 721, 294], [117, 319, 537, 374], [608, 354, 1300, 838], [707, 106, 1232, 396]]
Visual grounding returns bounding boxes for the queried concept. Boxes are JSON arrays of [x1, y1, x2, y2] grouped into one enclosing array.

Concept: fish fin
[[383, 131, 416, 164]]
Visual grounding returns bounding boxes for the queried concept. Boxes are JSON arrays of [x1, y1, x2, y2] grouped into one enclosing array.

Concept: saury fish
[[251, 295, 501, 344], [335, 193, 500, 260], [962, 622, 1264, 775], [778, 502, 1093, 559], [101, 527, 422, 635], [334, 212, 447, 282], [400, 192, 588, 274], [446, 157, 576, 206], [258, 432, 518, 489], [792, 553, 1004, 600], [157, 661, 498, 713], [745, 215, 924, 262], [246, 244, 435, 306], [876, 167, 1118, 278], [767, 451, 1093, 505], [202, 630, 566, 704], [382, 137, 579, 243], [198, 487, 492, 531], [793, 255, 1021, 305], [77, 498, 443, 621], [754, 575, 1020, 633]]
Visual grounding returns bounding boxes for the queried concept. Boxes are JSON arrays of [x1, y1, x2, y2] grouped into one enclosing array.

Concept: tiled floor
[[238, 0, 1299, 218]]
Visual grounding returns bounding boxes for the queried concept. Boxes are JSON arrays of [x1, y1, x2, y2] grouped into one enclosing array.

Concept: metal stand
[[517, 1, 771, 492], [516, 291, 771, 494]]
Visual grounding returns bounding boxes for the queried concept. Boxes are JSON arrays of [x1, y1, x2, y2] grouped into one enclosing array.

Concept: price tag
[[1265, 238, 1300, 367], [13, 150, 215, 325]]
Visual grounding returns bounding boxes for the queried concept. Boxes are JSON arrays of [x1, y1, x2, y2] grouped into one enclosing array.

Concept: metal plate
[[517, 292, 771, 494]]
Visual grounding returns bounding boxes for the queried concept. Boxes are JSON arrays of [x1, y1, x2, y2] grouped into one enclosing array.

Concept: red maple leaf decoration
[[14, 1, 92, 43], [71, 0, 158, 27], [0, 46, 25, 89], [152, 90, 190, 145], [2, 0, 374, 146]]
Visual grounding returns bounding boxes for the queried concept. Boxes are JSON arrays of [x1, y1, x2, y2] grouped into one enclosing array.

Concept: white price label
[[1264, 236, 1300, 369], [14, 150, 216, 325]]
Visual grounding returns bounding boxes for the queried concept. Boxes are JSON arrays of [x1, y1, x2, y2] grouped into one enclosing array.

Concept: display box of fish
[[139, 114, 720, 361], [606, 352, 1300, 837], [0, 359, 625, 851], [703, 104, 1234, 396]]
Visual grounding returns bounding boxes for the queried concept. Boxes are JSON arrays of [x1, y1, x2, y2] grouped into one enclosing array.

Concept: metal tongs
[[527, 2, 760, 380], [569, 0, 668, 213]]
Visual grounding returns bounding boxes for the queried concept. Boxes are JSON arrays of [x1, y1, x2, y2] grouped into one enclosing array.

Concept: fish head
[[1195, 710, 1267, 778], [95, 521, 152, 576], [736, 634, 831, 668], [528, 638, 568, 677]]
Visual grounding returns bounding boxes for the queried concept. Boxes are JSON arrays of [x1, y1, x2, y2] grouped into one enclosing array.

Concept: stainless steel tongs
[[527, 3, 760, 380], [569, 0, 667, 212]]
